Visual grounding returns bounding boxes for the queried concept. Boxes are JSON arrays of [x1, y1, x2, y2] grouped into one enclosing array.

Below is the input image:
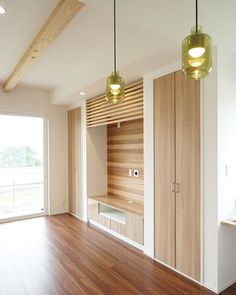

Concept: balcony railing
[[0, 182, 44, 218]]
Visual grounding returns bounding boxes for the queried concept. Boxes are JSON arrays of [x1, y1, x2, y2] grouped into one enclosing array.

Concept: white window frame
[[0, 111, 49, 223]]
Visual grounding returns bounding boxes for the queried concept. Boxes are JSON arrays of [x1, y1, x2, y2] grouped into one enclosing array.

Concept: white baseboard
[[218, 277, 236, 293], [68, 212, 87, 223], [203, 283, 218, 294], [154, 258, 203, 286], [203, 277, 236, 294], [0, 212, 48, 224], [49, 210, 68, 216], [89, 219, 144, 251]]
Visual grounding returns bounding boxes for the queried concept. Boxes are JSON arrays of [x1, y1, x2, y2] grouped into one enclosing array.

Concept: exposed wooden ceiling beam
[[3, 0, 84, 92]]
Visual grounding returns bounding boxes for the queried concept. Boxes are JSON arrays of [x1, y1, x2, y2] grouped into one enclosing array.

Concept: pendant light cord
[[114, 0, 117, 74], [196, 0, 198, 33]]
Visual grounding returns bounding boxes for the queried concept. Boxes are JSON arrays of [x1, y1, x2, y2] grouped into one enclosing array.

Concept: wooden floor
[[0, 214, 235, 295]]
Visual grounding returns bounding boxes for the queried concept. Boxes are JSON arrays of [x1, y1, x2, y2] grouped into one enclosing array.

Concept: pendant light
[[105, 0, 125, 103], [182, 0, 212, 80]]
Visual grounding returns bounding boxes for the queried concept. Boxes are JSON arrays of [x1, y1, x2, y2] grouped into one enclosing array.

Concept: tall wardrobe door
[[175, 71, 200, 281], [154, 73, 176, 267], [68, 107, 82, 217]]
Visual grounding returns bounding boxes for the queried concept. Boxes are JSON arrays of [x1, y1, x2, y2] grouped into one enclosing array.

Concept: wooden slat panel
[[107, 119, 144, 202], [87, 115, 143, 128], [87, 92, 143, 111], [87, 106, 143, 123], [154, 73, 176, 268], [87, 80, 143, 107], [86, 80, 143, 128], [175, 70, 200, 282], [3, 0, 84, 92], [87, 99, 143, 118]]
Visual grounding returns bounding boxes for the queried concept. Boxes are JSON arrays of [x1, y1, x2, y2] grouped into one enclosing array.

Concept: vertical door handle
[[175, 183, 180, 193], [171, 182, 176, 192]]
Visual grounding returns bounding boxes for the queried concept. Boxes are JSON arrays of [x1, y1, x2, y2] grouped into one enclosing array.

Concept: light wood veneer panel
[[125, 213, 144, 244], [68, 108, 82, 217], [107, 119, 144, 202], [110, 220, 126, 236], [175, 71, 200, 282], [154, 73, 176, 268]]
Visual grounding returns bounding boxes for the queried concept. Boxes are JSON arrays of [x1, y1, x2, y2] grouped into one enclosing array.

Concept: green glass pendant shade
[[105, 0, 125, 104], [106, 71, 125, 103], [182, 26, 212, 80]]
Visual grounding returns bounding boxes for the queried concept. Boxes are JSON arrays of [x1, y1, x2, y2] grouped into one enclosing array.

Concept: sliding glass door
[[0, 114, 48, 220]]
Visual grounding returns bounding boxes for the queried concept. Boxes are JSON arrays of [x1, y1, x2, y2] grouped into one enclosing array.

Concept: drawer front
[[125, 213, 144, 245], [110, 219, 126, 236]]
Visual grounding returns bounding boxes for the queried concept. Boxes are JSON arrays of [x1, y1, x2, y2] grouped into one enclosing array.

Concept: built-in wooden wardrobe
[[68, 107, 82, 217], [154, 70, 200, 281]]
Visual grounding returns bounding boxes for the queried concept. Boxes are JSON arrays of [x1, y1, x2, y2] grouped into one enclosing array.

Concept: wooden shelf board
[[221, 220, 236, 228], [88, 195, 144, 217]]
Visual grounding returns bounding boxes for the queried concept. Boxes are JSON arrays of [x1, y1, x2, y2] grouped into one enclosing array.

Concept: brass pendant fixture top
[[182, 0, 212, 80], [105, 0, 125, 103]]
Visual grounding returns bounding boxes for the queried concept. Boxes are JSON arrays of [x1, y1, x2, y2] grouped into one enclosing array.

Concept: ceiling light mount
[[105, 0, 125, 104], [182, 0, 212, 80]]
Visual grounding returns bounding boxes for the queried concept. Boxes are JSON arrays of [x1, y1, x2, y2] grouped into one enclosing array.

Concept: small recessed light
[[0, 6, 6, 14], [80, 92, 85, 96]]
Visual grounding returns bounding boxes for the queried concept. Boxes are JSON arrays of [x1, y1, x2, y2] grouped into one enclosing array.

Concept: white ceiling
[[0, 0, 236, 105]]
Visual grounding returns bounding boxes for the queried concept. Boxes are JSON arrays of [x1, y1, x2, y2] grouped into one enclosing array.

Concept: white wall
[[87, 125, 107, 197], [201, 48, 219, 292], [218, 49, 236, 292], [0, 85, 68, 215]]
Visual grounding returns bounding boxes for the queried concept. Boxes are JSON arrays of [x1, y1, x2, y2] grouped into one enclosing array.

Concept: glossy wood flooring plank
[[0, 214, 235, 295], [0, 243, 27, 295]]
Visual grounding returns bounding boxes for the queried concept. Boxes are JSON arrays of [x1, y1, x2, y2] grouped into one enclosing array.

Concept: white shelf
[[99, 203, 125, 224]]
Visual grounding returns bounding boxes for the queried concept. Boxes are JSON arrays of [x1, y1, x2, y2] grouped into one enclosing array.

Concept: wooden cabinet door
[[154, 73, 176, 268], [68, 108, 82, 217], [175, 71, 200, 281], [125, 213, 144, 244]]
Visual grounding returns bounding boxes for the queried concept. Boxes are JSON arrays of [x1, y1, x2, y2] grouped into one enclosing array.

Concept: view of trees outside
[[0, 146, 42, 167], [0, 115, 44, 219]]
